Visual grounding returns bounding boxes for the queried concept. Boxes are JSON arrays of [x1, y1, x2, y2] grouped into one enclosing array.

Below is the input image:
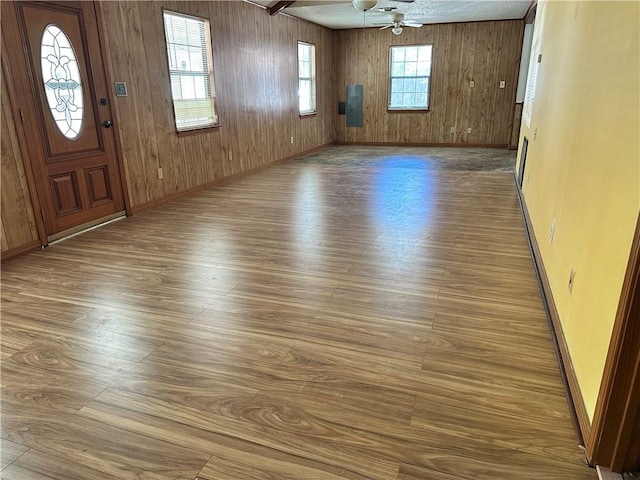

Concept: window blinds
[[163, 11, 218, 131]]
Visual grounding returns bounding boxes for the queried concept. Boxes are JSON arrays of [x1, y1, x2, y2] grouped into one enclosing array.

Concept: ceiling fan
[[286, 0, 414, 10], [375, 12, 423, 35]]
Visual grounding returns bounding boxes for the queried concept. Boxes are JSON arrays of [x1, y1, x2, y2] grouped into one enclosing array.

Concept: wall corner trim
[[514, 174, 592, 446]]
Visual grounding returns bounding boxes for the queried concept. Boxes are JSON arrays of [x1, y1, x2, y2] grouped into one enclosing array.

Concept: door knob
[[102, 120, 113, 128]]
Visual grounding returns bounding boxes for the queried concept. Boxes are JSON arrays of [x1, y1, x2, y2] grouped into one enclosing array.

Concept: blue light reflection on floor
[[371, 156, 434, 241]]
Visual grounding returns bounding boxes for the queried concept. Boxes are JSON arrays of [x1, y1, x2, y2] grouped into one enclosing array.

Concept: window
[[163, 10, 218, 132], [297, 41, 316, 115], [388, 45, 433, 110]]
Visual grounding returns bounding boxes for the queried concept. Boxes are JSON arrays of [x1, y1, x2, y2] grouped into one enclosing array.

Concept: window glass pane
[[405, 47, 418, 62], [417, 46, 430, 62], [180, 76, 195, 99], [186, 19, 203, 46], [415, 93, 427, 106], [416, 77, 429, 92], [404, 62, 417, 76], [391, 78, 403, 93], [391, 62, 404, 76], [404, 78, 416, 92], [402, 93, 415, 107], [193, 76, 206, 98], [416, 62, 429, 76], [391, 92, 403, 107], [392, 47, 405, 62], [174, 45, 189, 71], [299, 61, 310, 78], [189, 48, 204, 72]]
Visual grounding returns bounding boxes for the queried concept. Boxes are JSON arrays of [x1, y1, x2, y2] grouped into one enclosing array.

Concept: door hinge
[[40, 210, 45, 224], [19, 109, 25, 125]]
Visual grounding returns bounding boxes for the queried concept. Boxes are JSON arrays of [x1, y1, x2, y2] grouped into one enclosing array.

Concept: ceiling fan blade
[[403, 22, 423, 27], [390, 0, 414, 3], [379, 24, 393, 30]]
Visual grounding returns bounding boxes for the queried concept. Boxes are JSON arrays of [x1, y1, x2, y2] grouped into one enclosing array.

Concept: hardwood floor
[[0, 146, 596, 479]]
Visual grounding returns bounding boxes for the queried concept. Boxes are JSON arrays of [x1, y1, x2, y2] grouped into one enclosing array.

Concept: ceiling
[[252, 0, 531, 30]]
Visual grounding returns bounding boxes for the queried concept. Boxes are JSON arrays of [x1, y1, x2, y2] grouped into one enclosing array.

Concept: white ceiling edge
[[251, 0, 531, 30]]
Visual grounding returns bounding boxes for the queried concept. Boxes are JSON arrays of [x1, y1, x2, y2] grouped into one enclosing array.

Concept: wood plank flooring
[[1, 146, 596, 479]]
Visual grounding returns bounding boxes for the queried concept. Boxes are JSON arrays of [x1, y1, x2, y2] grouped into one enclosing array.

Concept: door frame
[[2, 0, 131, 247], [588, 211, 640, 472]]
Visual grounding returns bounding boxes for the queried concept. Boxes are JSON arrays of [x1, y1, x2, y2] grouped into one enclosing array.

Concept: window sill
[[299, 112, 317, 118], [176, 125, 221, 137], [387, 109, 430, 114]]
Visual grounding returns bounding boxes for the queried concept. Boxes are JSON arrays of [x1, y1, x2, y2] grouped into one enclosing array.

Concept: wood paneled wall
[[1, 64, 39, 256], [335, 20, 524, 146], [99, 0, 336, 209]]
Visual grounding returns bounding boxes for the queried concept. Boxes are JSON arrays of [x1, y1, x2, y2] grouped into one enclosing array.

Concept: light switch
[[499, 81, 506, 89], [115, 82, 128, 97], [470, 80, 475, 88]]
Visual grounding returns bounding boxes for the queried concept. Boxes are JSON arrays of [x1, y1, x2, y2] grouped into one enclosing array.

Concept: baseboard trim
[[131, 143, 332, 214], [596, 465, 623, 480], [514, 175, 591, 446], [334, 141, 509, 149], [1, 240, 41, 262]]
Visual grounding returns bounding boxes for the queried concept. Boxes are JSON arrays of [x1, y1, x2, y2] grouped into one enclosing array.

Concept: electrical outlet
[[470, 80, 475, 88], [467, 127, 472, 134], [549, 219, 556, 243], [500, 80, 506, 89], [568, 268, 576, 293], [157, 168, 163, 180], [450, 126, 455, 134], [290, 136, 294, 144]]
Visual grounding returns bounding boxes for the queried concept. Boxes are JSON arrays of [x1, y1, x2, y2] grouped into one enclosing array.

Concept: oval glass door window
[[41, 24, 84, 139]]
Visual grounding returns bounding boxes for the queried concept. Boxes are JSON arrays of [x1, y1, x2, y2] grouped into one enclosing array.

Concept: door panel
[[86, 165, 112, 206], [51, 172, 81, 214], [5, 1, 125, 238]]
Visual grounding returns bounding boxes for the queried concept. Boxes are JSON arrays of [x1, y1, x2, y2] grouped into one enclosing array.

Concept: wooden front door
[[3, 1, 125, 240]]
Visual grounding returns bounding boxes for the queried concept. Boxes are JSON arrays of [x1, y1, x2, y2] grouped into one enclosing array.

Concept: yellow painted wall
[[517, 0, 640, 420]]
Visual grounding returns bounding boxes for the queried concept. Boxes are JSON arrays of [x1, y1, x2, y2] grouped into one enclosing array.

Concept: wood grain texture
[[1, 438, 28, 470], [99, 0, 336, 209], [1, 146, 595, 479], [0, 63, 39, 254], [335, 20, 524, 145]]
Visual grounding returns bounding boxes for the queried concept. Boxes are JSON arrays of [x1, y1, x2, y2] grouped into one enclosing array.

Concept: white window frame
[[162, 10, 219, 133], [388, 44, 433, 111], [297, 41, 316, 115]]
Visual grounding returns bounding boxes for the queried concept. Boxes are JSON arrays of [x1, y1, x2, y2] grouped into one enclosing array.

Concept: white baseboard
[[597, 465, 623, 480]]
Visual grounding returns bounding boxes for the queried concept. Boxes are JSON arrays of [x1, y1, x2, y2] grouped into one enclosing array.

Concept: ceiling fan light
[[352, 0, 377, 11], [392, 26, 403, 35]]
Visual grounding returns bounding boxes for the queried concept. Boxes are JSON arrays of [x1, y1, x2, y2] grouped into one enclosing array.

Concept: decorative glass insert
[[41, 24, 83, 139], [388, 45, 433, 110]]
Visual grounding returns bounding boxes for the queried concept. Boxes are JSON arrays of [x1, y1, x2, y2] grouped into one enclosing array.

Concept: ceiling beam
[[268, 1, 295, 16]]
